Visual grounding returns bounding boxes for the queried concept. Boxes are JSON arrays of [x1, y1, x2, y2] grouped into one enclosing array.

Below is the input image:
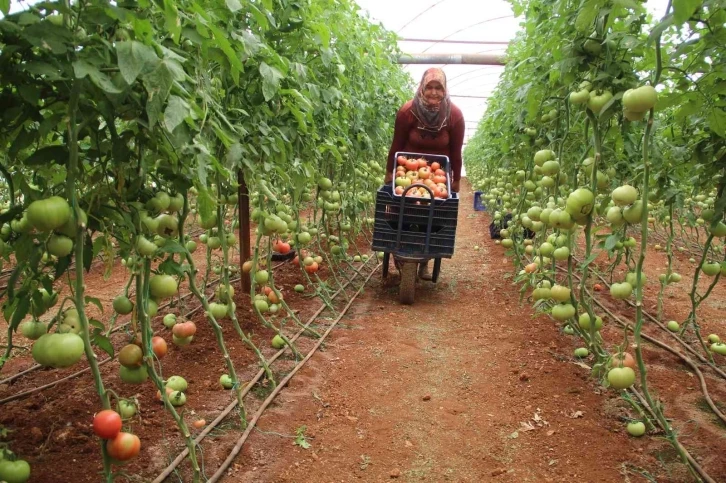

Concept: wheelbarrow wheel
[[399, 262, 416, 305]]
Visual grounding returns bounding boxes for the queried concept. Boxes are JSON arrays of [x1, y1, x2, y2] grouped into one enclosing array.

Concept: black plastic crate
[[392, 151, 452, 198], [372, 185, 459, 258]]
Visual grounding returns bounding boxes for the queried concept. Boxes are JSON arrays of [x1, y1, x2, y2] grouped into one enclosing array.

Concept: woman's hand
[[451, 179, 460, 193], [384, 171, 393, 184]]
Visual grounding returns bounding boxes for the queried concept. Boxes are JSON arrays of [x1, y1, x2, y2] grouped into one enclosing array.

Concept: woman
[[384, 67, 465, 280]]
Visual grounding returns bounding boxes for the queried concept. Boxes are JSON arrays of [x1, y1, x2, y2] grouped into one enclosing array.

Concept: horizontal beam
[[399, 38, 510, 45], [450, 95, 490, 99], [398, 53, 505, 65]]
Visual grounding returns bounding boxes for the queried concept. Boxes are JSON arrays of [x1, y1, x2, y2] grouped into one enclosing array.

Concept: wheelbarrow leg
[[432, 258, 442, 283]]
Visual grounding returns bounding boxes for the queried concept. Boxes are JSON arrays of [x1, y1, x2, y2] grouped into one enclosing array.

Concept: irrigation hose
[[152, 258, 379, 482], [206, 263, 379, 482]]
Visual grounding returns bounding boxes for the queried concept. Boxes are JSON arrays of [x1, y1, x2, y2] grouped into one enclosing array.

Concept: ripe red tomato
[[151, 336, 168, 359], [107, 432, 141, 461], [593, 283, 603, 292], [93, 409, 122, 440], [431, 162, 441, 171], [304, 261, 319, 274], [396, 155, 407, 166], [172, 321, 197, 338]]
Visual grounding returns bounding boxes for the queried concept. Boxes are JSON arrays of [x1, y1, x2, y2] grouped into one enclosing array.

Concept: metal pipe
[[398, 53, 505, 65], [399, 38, 509, 45]]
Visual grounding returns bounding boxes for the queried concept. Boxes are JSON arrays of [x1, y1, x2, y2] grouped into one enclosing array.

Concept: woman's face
[[423, 80, 445, 105]]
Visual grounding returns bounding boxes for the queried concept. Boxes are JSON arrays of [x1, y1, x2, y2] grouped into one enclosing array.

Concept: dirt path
[[229, 182, 670, 483]]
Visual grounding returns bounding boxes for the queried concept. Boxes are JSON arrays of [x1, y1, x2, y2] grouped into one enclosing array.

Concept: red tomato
[[431, 162, 441, 171], [417, 159, 428, 169], [151, 336, 168, 359], [594, 283, 603, 292], [107, 432, 141, 461], [172, 321, 197, 338], [292, 256, 299, 266], [394, 186, 404, 195], [93, 410, 122, 440], [304, 261, 319, 274], [396, 155, 407, 166], [405, 159, 419, 171]]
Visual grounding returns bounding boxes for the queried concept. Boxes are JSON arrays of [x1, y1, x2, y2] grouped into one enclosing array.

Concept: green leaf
[[208, 23, 243, 83], [158, 240, 187, 255], [707, 108, 726, 138], [24, 145, 69, 166], [575, 1, 600, 32], [604, 234, 620, 251], [85, 296, 104, 314], [226, 0, 243, 12], [89, 319, 105, 330], [92, 331, 114, 359], [116, 41, 159, 85], [9, 296, 30, 331], [164, 0, 182, 43], [260, 62, 284, 101], [672, 0, 701, 25], [164, 95, 189, 132], [143, 60, 176, 128], [0, 0, 9, 16], [73, 60, 123, 94]]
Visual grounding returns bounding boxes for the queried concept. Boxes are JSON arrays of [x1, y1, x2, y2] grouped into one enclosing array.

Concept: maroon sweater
[[386, 100, 465, 181]]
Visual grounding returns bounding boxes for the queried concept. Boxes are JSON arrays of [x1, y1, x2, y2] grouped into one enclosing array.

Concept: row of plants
[[0, 0, 408, 481], [465, 0, 725, 480]]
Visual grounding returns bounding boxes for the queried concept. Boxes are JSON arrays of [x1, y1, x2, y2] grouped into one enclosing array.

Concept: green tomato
[[565, 188, 594, 222], [550, 285, 571, 303], [574, 347, 589, 358], [294, 284, 305, 293], [711, 342, 726, 355], [113, 296, 134, 315], [587, 90, 613, 115], [209, 302, 228, 320], [610, 282, 633, 300], [271, 334, 286, 349], [136, 236, 158, 257], [622, 86, 657, 113], [200, 214, 218, 230], [607, 367, 636, 389], [118, 400, 137, 419], [707, 334, 721, 344], [666, 320, 680, 332], [0, 459, 31, 483], [20, 320, 47, 340], [119, 365, 149, 384], [701, 262, 720, 276], [623, 201, 643, 224], [150, 275, 178, 299], [563, 325, 575, 335], [163, 313, 177, 328], [220, 374, 234, 389], [611, 185, 638, 207], [169, 390, 187, 407], [551, 303, 576, 321], [626, 421, 646, 437], [47, 234, 73, 257], [578, 313, 603, 331], [26, 196, 71, 232], [166, 375, 188, 392], [32, 333, 85, 368]]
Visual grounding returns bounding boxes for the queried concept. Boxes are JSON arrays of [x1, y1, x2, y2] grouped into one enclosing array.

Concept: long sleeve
[[386, 104, 411, 174], [449, 107, 465, 181]]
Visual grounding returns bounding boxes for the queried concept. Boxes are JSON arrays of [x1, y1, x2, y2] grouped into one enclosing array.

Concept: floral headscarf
[[411, 67, 451, 133]]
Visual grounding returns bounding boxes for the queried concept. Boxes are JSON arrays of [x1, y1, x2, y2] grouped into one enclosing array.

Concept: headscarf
[[411, 67, 451, 133]]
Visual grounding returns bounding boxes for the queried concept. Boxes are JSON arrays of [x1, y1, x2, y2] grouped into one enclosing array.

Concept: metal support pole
[[397, 53, 505, 65], [237, 169, 251, 294]]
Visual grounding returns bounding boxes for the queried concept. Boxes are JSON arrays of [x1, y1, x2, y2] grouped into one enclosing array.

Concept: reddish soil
[[0, 183, 725, 482]]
